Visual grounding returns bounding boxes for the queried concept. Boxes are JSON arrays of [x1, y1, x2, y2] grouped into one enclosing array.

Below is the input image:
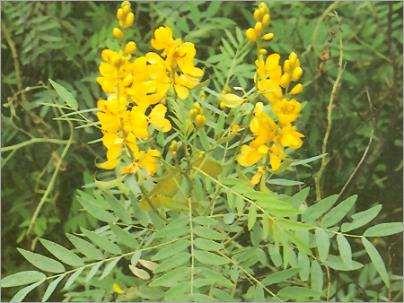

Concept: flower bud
[[124, 41, 137, 55], [262, 14, 270, 26], [253, 9, 263, 21], [121, 2, 131, 14], [263, 32, 274, 41], [254, 22, 262, 34], [259, 2, 269, 14], [245, 28, 257, 42], [195, 114, 206, 127], [290, 83, 303, 95], [123, 12, 134, 29], [292, 67, 303, 81], [289, 52, 298, 65], [258, 48, 267, 55], [121, 1, 131, 8], [101, 49, 114, 62], [112, 27, 124, 39], [117, 8, 125, 20], [280, 73, 291, 87]]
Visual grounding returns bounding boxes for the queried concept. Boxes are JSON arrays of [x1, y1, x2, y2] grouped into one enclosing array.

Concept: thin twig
[[0, 138, 69, 153], [338, 89, 375, 197], [315, 12, 345, 200], [2, 22, 26, 104], [26, 113, 74, 236]]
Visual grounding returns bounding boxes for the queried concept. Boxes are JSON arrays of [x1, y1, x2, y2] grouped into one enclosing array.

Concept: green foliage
[[1, 1, 402, 302]]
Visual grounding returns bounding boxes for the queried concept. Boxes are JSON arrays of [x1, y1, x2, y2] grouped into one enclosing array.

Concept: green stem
[[1, 138, 69, 153]]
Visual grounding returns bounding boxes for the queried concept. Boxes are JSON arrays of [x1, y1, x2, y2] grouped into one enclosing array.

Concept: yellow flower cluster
[[245, 2, 274, 43], [238, 2, 305, 185], [96, 1, 203, 175]]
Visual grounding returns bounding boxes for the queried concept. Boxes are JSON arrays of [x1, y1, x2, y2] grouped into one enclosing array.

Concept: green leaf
[[63, 268, 83, 289], [247, 205, 257, 230], [321, 195, 357, 227], [267, 178, 304, 186], [42, 275, 65, 301], [362, 238, 390, 287], [341, 204, 382, 232], [302, 194, 338, 223], [194, 238, 223, 251], [10, 280, 44, 303], [39, 238, 84, 267], [194, 250, 229, 266], [291, 154, 327, 166], [337, 234, 352, 265], [17, 248, 65, 273], [297, 252, 310, 281], [261, 268, 299, 286], [194, 226, 226, 240], [99, 257, 121, 280], [151, 239, 189, 261], [0, 271, 46, 288], [49, 79, 78, 109], [81, 228, 122, 255], [106, 197, 132, 225], [268, 244, 282, 267], [155, 252, 189, 273], [150, 267, 188, 287], [278, 286, 321, 301], [77, 193, 115, 223], [290, 187, 310, 208], [364, 222, 404, 237], [324, 255, 363, 271], [315, 228, 330, 262], [66, 233, 104, 260], [310, 260, 323, 293], [85, 262, 102, 282], [109, 224, 139, 249]]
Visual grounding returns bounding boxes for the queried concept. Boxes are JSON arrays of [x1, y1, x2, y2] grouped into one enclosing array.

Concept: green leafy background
[[1, 1, 403, 302]]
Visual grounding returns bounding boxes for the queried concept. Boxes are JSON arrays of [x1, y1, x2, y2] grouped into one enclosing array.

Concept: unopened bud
[[246, 28, 257, 42], [195, 114, 206, 127], [263, 32, 274, 41], [124, 41, 137, 55], [112, 27, 124, 39]]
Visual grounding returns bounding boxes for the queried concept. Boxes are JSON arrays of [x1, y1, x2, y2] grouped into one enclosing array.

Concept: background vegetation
[[1, 1, 403, 301]]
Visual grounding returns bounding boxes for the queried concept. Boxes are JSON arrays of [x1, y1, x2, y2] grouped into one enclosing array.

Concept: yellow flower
[[149, 104, 172, 132], [255, 54, 283, 104], [96, 50, 133, 96], [151, 26, 177, 51], [237, 144, 263, 167], [250, 166, 265, 186], [123, 106, 149, 140], [249, 102, 277, 147], [173, 73, 200, 100], [151, 27, 203, 99], [122, 148, 161, 176], [268, 143, 285, 171], [272, 98, 301, 125], [280, 125, 304, 149], [112, 283, 124, 294], [129, 52, 170, 106]]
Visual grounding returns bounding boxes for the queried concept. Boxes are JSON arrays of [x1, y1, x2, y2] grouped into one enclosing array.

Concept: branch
[[315, 12, 345, 200]]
